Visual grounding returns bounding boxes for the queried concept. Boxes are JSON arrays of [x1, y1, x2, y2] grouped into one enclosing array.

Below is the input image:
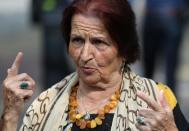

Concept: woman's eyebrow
[[70, 33, 83, 37]]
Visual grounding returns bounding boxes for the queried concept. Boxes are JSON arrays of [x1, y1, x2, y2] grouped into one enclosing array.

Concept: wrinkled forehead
[[71, 14, 109, 36]]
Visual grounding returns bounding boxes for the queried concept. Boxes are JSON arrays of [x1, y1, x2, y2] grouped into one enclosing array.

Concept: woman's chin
[[79, 73, 101, 85]]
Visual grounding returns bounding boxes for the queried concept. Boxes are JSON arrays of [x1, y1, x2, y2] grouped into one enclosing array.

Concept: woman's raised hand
[[136, 90, 178, 131], [2, 52, 36, 130]]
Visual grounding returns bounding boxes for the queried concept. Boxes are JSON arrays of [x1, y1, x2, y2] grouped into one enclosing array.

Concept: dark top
[[72, 114, 113, 131]]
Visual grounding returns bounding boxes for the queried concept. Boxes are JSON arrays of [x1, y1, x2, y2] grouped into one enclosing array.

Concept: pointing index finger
[[8, 52, 23, 77], [137, 91, 162, 111]]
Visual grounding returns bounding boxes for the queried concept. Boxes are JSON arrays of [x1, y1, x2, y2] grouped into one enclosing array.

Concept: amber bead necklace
[[67, 85, 121, 130], [77, 88, 110, 118]]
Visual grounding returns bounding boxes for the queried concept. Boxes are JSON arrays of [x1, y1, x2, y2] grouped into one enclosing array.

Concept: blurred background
[[0, 0, 189, 128]]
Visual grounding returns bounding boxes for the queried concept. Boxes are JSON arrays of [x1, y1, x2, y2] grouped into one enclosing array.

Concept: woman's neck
[[78, 73, 122, 103]]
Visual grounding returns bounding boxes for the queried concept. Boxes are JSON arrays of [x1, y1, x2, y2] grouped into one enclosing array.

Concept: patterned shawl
[[20, 70, 159, 131]]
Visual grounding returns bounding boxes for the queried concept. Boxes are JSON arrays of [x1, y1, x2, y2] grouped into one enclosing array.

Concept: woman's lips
[[80, 66, 96, 74]]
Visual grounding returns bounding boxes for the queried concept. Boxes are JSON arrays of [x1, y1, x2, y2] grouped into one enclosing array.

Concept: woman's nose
[[80, 42, 93, 62]]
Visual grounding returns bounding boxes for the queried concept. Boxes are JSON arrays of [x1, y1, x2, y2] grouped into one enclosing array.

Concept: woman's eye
[[92, 38, 110, 50], [93, 39, 102, 44], [92, 39, 103, 45], [71, 37, 84, 44]]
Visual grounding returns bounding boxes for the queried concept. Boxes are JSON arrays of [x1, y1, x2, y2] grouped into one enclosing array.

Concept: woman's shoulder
[[155, 83, 189, 131], [32, 72, 77, 106]]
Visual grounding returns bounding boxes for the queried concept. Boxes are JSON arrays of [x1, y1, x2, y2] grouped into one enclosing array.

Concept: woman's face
[[69, 14, 122, 85]]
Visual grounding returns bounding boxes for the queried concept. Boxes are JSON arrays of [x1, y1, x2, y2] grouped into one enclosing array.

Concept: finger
[[22, 90, 34, 100], [142, 116, 164, 129], [136, 123, 151, 131], [139, 109, 164, 126], [11, 52, 23, 70], [137, 91, 162, 111], [139, 109, 156, 119], [14, 89, 34, 100], [139, 109, 168, 129], [158, 90, 170, 111], [5, 73, 35, 88], [18, 81, 35, 90], [7, 52, 23, 77], [15, 73, 35, 85], [12, 73, 35, 86], [6, 80, 35, 91]]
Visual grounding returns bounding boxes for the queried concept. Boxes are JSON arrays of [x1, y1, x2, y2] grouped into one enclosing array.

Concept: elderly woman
[[0, 0, 188, 131]]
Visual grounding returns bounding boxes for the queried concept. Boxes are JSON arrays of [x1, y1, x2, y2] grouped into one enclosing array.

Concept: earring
[[120, 59, 125, 72], [121, 58, 130, 73]]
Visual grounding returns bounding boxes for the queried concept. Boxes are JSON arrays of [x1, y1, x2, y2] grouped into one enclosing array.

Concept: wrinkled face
[[69, 14, 122, 85]]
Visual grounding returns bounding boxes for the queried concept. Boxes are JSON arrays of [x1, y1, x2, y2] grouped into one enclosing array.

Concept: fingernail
[[18, 52, 23, 55], [7, 68, 11, 73]]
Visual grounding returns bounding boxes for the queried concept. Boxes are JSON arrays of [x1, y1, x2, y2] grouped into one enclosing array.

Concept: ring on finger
[[20, 82, 29, 89], [136, 116, 146, 125]]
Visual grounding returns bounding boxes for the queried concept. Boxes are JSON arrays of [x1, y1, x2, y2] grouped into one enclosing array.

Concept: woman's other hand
[[1, 52, 36, 130], [136, 90, 178, 131]]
